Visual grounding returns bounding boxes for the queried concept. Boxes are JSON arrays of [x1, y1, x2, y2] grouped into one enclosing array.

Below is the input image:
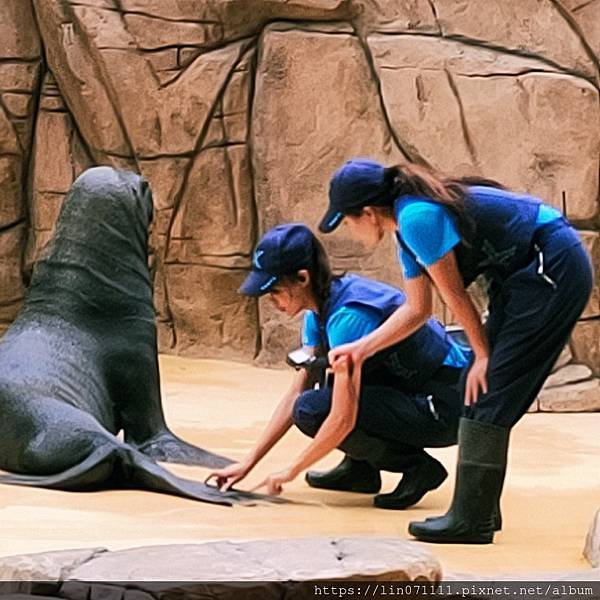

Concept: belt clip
[[426, 395, 440, 421], [534, 243, 557, 290]]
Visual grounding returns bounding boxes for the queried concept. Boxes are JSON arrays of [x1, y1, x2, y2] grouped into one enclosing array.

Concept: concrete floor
[[1, 355, 599, 576]]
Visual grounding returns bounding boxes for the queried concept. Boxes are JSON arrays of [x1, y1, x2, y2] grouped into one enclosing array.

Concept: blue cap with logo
[[240, 223, 316, 296], [319, 158, 389, 233]]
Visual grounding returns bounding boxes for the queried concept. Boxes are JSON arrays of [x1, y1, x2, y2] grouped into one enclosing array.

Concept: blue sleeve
[[326, 305, 382, 348], [397, 240, 424, 279], [399, 202, 461, 277], [302, 311, 321, 347], [536, 203, 562, 225]]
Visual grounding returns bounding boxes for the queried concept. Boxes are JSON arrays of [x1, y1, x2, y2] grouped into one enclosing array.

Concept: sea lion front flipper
[[133, 431, 233, 468]]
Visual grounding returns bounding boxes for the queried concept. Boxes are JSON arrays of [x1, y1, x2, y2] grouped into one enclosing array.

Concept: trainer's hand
[[252, 467, 296, 496], [328, 340, 367, 373], [206, 461, 251, 492], [330, 354, 353, 376], [464, 356, 489, 406]]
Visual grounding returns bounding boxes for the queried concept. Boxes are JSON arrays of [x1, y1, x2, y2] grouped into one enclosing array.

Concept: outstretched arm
[[208, 361, 313, 491], [254, 355, 361, 495]]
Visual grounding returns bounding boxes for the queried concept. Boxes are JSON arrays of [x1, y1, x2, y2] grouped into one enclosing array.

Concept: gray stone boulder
[[0, 538, 441, 598], [585, 509, 600, 569]]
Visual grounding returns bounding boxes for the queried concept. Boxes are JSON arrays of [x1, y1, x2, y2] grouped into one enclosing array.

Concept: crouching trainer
[[208, 223, 472, 509]]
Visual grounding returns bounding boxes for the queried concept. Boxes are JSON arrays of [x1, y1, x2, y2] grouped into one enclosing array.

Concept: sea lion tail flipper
[[0, 445, 118, 490], [0, 443, 280, 506], [133, 431, 233, 468]]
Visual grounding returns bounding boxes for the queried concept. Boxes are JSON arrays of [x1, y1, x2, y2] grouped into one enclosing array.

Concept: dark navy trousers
[[294, 220, 592, 450], [293, 366, 463, 452], [468, 219, 593, 427]]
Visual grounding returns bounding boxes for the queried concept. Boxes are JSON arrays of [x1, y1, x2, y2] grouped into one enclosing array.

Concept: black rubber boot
[[423, 502, 502, 531], [305, 455, 381, 493], [374, 454, 447, 510], [408, 418, 509, 544], [423, 440, 505, 531], [335, 429, 445, 508]]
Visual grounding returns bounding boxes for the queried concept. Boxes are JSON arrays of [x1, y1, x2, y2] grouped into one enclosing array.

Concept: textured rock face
[[0, 0, 41, 332], [370, 35, 598, 221], [0, 1, 598, 393], [571, 320, 600, 376]]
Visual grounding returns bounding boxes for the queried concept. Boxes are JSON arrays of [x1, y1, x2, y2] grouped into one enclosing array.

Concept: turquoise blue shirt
[[395, 196, 562, 279], [302, 305, 472, 368]]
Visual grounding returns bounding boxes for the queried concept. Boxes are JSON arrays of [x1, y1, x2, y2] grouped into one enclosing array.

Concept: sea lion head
[[58, 166, 153, 250], [27, 166, 155, 318]]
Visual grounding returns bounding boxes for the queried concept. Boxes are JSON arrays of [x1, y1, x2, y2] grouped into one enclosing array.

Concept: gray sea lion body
[[0, 167, 261, 505]]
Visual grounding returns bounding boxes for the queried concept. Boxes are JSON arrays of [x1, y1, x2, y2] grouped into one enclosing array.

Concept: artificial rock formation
[[0, 1, 598, 406]]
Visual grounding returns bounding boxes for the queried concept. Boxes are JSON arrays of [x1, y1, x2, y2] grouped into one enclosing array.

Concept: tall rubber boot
[[423, 463, 504, 530], [338, 429, 447, 509], [423, 497, 503, 531], [306, 454, 381, 493], [408, 418, 509, 544]]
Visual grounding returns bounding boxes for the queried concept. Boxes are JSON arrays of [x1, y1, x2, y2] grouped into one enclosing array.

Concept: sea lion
[[0, 166, 260, 505]]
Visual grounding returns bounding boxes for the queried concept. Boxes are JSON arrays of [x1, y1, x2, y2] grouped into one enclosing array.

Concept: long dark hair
[[277, 234, 334, 316], [347, 161, 506, 243]]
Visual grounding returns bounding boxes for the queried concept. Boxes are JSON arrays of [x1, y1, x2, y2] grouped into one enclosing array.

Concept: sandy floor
[[1, 355, 599, 576]]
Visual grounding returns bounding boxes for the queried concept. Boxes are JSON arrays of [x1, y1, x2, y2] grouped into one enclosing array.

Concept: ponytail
[[309, 235, 334, 316], [353, 161, 506, 244]]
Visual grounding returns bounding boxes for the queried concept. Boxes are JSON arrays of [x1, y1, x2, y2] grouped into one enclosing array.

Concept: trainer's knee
[[293, 389, 331, 438]]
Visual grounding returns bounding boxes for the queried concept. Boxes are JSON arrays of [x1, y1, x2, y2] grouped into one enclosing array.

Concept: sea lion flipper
[[0, 440, 264, 506], [0, 445, 117, 491], [133, 431, 233, 468], [125, 450, 268, 505]]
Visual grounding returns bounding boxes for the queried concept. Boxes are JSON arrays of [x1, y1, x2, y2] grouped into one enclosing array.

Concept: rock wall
[[0, 0, 598, 410]]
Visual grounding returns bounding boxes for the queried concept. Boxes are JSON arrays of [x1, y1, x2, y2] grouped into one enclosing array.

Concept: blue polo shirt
[[395, 194, 562, 279], [302, 306, 471, 368]]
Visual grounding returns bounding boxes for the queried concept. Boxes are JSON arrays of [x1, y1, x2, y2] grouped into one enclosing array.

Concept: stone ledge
[[545, 364, 592, 389], [538, 378, 600, 412], [0, 537, 441, 583]]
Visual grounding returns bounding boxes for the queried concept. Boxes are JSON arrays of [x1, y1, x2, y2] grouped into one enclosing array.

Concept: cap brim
[[318, 207, 344, 233], [239, 270, 279, 296]]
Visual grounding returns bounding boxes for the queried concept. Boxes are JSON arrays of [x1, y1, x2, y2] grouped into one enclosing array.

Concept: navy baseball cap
[[240, 223, 316, 296], [319, 158, 389, 233]]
